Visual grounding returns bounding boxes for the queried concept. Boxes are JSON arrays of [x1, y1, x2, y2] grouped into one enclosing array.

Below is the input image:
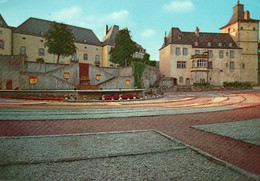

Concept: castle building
[[0, 16, 146, 67], [159, 2, 259, 86]]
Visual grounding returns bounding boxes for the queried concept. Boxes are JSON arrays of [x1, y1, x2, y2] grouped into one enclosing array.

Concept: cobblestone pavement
[[0, 90, 260, 178]]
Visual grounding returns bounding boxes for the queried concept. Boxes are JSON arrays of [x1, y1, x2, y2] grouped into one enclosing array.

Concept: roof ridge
[[24, 17, 93, 32]]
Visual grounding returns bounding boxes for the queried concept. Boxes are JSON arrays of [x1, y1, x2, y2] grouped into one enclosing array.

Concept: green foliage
[[223, 81, 252, 89], [109, 28, 137, 67], [36, 58, 44, 63], [132, 62, 145, 88], [43, 23, 77, 64], [193, 82, 211, 87]]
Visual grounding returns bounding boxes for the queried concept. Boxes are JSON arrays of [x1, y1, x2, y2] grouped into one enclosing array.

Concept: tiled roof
[[161, 27, 240, 50], [14, 17, 102, 46], [102, 25, 119, 46], [0, 14, 8, 28]]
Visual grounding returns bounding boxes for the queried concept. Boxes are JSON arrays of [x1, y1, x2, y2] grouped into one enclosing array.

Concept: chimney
[[195, 26, 199, 36], [244, 10, 250, 20], [164, 31, 167, 45], [105, 25, 108, 35]]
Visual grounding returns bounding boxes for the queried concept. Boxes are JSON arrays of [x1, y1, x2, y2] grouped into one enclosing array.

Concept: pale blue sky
[[0, 0, 259, 61]]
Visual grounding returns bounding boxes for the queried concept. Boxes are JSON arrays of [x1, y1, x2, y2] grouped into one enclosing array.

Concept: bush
[[223, 81, 252, 89], [36, 58, 45, 63], [193, 82, 211, 88]]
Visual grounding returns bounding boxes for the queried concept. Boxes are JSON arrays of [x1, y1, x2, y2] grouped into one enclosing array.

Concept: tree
[[43, 23, 77, 64], [109, 28, 137, 67]]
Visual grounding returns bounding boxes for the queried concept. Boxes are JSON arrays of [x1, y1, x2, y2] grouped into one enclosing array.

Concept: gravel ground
[[0, 130, 182, 165], [0, 130, 258, 180], [1, 149, 253, 181], [192, 119, 260, 145]]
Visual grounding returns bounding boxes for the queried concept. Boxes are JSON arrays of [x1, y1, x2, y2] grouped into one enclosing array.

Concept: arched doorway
[[173, 78, 177, 85], [186, 78, 190, 85], [6, 80, 12, 90]]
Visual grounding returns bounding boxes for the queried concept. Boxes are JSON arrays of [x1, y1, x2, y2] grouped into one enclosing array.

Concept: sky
[[0, 0, 259, 61]]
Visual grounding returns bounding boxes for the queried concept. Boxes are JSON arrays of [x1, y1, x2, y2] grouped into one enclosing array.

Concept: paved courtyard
[[0, 90, 259, 180]]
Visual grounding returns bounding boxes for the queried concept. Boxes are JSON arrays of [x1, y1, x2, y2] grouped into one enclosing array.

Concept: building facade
[[102, 25, 146, 67], [159, 2, 259, 86], [0, 16, 146, 68]]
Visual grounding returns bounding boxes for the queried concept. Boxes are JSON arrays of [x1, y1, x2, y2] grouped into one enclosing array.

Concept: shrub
[[193, 82, 211, 87], [223, 81, 252, 89], [36, 58, 44, 63]]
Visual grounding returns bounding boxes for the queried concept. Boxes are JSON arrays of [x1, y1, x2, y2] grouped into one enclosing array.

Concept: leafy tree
[[43, 23, 77, 64], [109, 28, 137, 67]]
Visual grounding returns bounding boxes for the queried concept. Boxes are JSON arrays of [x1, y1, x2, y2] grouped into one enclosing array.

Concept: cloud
[[163, 0, 195, 13], [107, 10, 129, 21], [52, 6, 82, 21], [141, 29, 155, 38]]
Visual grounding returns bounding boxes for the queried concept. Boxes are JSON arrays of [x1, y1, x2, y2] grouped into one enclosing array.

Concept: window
[[219, 50, 223, 58], [230, 51, 235, 58], [177, 61, 186, 69], [229, 42, 232, 47], [96, 55, 100, 62], [207, 41, 212, 47], [242, 63, 245, 69], [71, 53, 77, 61], [218, 42, 222, 47], [195, 50, 200, 55], [208, 61, 213, 69], [133, 53, 135, 58], [20, 46, 26, 55], [183, 48, 188, 56], [208, 50, 213, 58], [197, 60, 207, 67], [0, 40, 3, 49], [230, 62, 235, 69], [0, 21, 2, 26], [241, 27, 243, 30], [253, 27, 256, 31], [194, 41, 199, 46], [83, 54, 88, 61], [38, 48, 45, 56], [176, 48, 180, 56], [179, 77, 183, 83]]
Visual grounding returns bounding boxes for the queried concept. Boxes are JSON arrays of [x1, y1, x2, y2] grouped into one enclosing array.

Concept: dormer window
[[84, 40, 87, 43], [207, 41, 212, 47], [218, 42, 222, 47], [229, 42, 232, 47], [194, 39, 199, 46], [40, 32, 44, 36], [177, 33, 182, 40]]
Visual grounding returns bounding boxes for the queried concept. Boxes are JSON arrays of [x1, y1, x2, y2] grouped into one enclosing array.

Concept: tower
[[220, 2, 259, 85]]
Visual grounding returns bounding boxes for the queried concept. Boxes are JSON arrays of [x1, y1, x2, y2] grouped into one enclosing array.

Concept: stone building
[[0, 16, 146, 67], [159, 2, 259, 86], [102, 25, 146, 67]]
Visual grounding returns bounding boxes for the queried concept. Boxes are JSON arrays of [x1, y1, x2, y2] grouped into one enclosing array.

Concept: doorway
[[6, 80, 12, 90], [186, 78, 190, 86]]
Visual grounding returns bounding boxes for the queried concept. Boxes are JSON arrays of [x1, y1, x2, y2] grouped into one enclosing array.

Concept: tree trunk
[[57, 54, 60, 64]]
